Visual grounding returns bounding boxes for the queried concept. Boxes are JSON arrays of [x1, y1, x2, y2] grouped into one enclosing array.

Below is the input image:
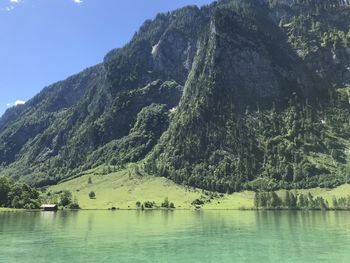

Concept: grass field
[[48, 165, 255, 210], [0, 208, 21, 212], [47, 165, 350, 210], [295, 184, 350, 204]]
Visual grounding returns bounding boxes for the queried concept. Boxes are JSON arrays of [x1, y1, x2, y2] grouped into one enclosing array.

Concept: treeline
[[146, 91, 350, 193], [45, 190, 80, 209], [0, 177, 41, 209], [254, 191, 350, 210], [135, 198, 175, 210], [268, 0, 350, 10]]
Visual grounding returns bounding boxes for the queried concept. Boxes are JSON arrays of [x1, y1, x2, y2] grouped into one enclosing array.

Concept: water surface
[[0, 210, 349, 262]]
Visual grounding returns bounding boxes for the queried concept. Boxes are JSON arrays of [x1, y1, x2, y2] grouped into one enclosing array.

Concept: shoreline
[[2, 207, 350, 212]]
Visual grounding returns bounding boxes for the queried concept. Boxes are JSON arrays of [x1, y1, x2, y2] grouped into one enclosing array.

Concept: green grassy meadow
[[0, 208, 21, 212], [46, 165, 350, 210]]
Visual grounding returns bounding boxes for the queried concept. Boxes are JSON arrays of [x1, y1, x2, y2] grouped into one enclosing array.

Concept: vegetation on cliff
[[0, 0, 349, 194]]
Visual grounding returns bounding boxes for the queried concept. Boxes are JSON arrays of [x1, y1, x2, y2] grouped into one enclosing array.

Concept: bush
[[161, 197, 170, 208], [144, 201, 155, 208], [68, 203, 80, 210], [60, 191, 72, 206], [191, 199, 205, 206], [89, 191, 96, 199]]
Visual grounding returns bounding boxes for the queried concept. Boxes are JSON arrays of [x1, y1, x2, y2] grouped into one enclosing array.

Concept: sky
[[0, 0, 213, 116]]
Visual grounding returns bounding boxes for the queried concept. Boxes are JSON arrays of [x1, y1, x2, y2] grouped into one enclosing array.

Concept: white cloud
[[15, 100, 26, 106], [6, 100, 26, 108], [2, 0, 20, 12], [73, 0, 83, 4]]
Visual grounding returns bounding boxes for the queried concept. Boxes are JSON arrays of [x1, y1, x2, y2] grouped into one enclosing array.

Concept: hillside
[[0, 0, 350, 192], [47, 165, 254, 210], [46, 165, 350, 210]]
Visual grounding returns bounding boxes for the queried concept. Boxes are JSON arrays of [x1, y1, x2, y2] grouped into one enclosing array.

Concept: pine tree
[[254, 192, 260, 208], [332, 197, 338, 209], [283, 191, 291, 208], [290, 192, 297, 209]]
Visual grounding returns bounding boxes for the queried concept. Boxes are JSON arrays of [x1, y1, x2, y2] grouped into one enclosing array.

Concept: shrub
[[60, 191, 72, 206], [191, 199, 205, 206], [161, 197, 170, 208], [68, 203, 80, 210], [144, 201, 155, 208], [89, 191, 96, 199]]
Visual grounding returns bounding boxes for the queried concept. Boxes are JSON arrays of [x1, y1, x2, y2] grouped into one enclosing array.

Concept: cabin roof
[[40, 204, 57, 208]]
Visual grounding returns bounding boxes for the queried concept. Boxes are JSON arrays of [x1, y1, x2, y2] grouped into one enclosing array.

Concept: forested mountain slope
[[0, 0, 349, 192]]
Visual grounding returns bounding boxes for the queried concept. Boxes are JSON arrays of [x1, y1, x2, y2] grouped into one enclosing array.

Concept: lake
[[0, 210, 349, 262]]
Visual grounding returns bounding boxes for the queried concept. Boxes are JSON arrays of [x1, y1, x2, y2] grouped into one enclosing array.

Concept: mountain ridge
[[0, 0, 349, 191]]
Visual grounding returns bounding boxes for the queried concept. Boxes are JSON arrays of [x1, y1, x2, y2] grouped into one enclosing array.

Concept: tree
[[290, 192, 297, 209], [69, 203, 80, 209], [315, 197, 328, 210], [332, 197, 338, 209], [136, 201, 141, 208], [161, 197, 170, 208], [260, 193, 268, 208], [11, 196, 22, 209], [0, 177, 11, 206], [297, 194, 307, 209], [68, 197, 80, 209], [89, 191, 96, 199], [60, 191, 72, 206], [270, 192, 282, 208], [254, 192, 260, 208], [110, 158, 118, 166], [88, 176, 92, 184], [307, 193, 315, 209], [283, 191, 291, 208], [144, 201, 155, 209]]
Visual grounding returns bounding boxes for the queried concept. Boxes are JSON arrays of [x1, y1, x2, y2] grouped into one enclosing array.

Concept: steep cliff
[[0, 0, 349, 191]]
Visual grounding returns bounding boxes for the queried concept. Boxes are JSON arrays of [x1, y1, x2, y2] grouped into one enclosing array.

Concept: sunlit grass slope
[[49, 166, 203, 209], [47, 166, 255, 210], [0, 208, 21, 212], [48, 165, 350, 210]]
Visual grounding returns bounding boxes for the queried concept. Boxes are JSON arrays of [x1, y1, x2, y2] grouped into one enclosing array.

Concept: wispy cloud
[[4, 6, 15, 11], [2, 0, 21, 12], [3, 1, 83, 12]]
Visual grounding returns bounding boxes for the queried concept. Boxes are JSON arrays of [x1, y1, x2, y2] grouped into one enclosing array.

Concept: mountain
[[0, 0, 349, 192]]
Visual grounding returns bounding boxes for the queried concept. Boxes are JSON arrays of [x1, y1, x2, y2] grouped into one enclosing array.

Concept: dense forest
[[254, 190, 350, 210], [0, 0, 349, 193], [0, 177, 40, 209]]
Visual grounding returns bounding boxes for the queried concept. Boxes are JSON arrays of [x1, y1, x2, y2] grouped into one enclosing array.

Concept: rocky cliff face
[[0, 0, 349, 190]]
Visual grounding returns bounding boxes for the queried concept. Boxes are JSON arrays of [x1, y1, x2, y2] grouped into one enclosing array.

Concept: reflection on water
[[0, 210, 349, 263]]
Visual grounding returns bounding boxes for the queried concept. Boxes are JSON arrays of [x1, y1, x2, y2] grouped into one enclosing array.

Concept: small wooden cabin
[[40, 204, 58, 211]]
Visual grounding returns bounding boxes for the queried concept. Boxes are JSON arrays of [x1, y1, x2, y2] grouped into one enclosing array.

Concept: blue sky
[[0, 0, 213, 116]]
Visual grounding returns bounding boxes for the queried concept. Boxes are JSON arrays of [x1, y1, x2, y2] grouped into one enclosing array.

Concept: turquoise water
[[0, 210, 349, 262]]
